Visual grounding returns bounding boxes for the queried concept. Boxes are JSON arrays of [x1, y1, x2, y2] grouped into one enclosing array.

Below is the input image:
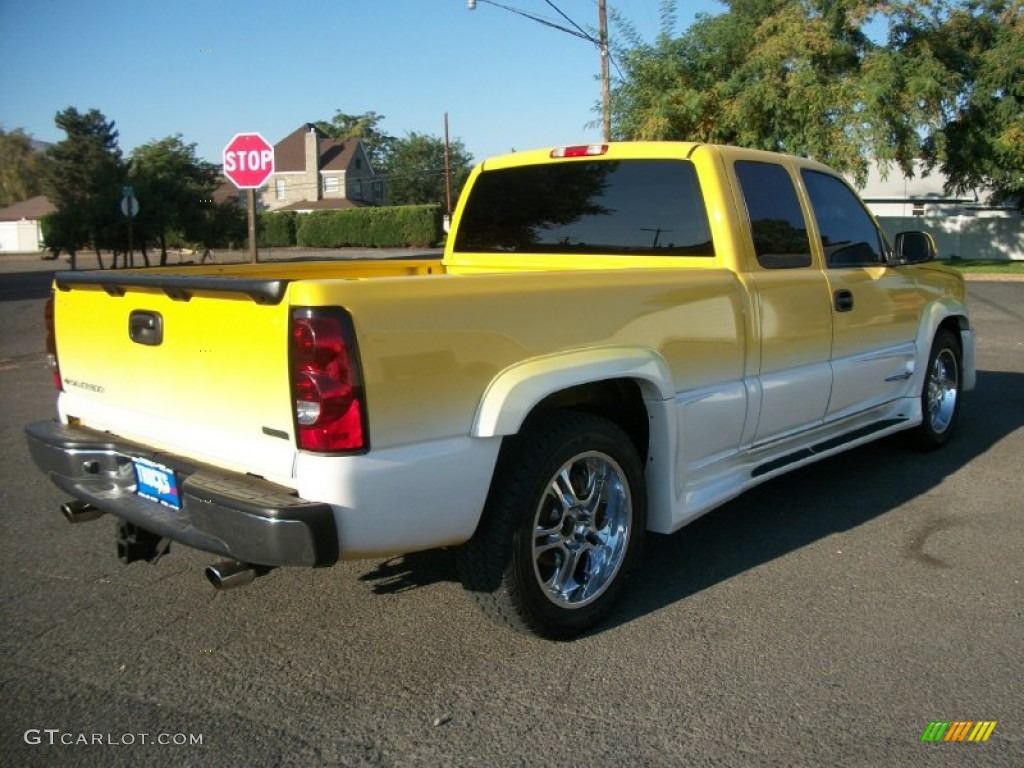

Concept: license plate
[[132, 457, 181, 510]]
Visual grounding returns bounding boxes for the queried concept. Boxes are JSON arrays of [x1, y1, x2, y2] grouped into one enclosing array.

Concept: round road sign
[[222, 132, 275, 189]]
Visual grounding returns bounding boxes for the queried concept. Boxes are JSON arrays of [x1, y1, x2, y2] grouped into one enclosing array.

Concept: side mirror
[[894, 231, 936, 264]]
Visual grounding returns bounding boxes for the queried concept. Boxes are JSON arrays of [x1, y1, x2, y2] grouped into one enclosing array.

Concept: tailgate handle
[[129, 311, 163, 346]]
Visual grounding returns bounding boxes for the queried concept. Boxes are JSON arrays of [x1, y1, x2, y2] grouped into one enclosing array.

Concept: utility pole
[[599, 0, 610, 142], [443, 112, 453, 224], [468, 0, 611, 142]]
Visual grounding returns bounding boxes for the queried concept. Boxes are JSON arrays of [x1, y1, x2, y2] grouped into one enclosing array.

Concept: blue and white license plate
[[132, 457, 181, 510]]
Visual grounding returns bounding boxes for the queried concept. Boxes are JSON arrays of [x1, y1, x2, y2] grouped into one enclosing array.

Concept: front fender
[[915, 298, 974, 393]]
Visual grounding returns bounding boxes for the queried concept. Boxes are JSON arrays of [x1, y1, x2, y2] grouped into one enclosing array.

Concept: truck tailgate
[[53, 274, 297, 486]]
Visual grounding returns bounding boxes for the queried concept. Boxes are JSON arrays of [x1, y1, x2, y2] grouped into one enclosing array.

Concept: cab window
[[802, 171, 886, 268], [735, 161, 812, 268], [454, 159, 714, 257]]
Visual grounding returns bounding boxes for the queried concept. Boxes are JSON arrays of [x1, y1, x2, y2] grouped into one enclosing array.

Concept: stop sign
[[222, 132, 275, 189]]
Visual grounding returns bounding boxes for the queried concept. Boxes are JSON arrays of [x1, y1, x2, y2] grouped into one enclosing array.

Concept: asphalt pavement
[[0, 269, 1020, 767]]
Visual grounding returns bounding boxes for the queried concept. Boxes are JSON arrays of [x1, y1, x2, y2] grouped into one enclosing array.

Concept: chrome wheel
[[532, 452, 632, 609], [457, 411, 646, 638], [926, 347, 959, 435], [911, 329, 963, 450]]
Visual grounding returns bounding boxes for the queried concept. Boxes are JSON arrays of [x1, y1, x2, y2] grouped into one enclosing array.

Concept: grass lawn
[[944, 258, 1024, 274]]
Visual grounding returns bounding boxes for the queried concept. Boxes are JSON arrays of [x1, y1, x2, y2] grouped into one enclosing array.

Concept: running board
[[752, 418, 906, 478]]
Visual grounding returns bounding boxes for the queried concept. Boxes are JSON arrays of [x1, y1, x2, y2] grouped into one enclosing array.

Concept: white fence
[[879, 215, 1023, 261]]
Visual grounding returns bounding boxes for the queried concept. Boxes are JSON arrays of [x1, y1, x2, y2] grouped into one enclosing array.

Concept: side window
[[802, 170, 886, 268], [735, 161, 812, 268]]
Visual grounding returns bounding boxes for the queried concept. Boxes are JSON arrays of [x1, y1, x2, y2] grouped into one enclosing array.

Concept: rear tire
[[912, 329, 962, 450], [457, 411, 646, 639]]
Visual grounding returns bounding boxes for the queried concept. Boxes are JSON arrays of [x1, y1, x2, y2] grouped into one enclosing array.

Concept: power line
[[473, 0, 597, 43], [469, 0, 620, 139], [543, 0, 593, 42]]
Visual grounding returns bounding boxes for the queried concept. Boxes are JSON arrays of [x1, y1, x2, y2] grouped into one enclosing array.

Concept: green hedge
[[259, 211, 297, 247], [296, 205, 441, 248]]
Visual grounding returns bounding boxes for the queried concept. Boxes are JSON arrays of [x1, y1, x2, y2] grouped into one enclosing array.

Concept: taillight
[[550, 144, 608, 158], [289, 307, 367, 453], [45, 294, 62, 391]]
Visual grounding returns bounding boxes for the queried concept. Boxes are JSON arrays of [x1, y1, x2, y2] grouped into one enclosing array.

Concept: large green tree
[[385, 132, 474, 208], [129, 135, 224, 265], [923, 0, 1024, 207], [314, 109, 395, 170], [610, 0, 1021, 202], [0, 127, 43, 204], [41, 107, 126, 269]]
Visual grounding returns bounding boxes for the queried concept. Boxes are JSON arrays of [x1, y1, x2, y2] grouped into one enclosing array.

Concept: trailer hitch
[[115, 521, 171, 564]]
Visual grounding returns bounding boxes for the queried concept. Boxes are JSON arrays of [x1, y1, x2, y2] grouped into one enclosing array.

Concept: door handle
[[833, 289, 854, 313]]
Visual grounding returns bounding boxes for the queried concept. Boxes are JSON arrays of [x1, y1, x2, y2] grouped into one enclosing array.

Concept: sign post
[[222, 133, 275, 263], [121, 184, 139, 268]]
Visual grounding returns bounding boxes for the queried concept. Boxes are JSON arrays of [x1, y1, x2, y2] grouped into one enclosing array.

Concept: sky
[[0, 0, 724, 167]]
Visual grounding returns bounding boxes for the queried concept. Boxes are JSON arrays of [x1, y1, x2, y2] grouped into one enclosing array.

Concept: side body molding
[[471, 346, 676, 438]]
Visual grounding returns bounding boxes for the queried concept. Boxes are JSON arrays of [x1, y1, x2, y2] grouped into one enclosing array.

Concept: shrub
[[296, 205, 441, 248], [259, 211, 297, 247]]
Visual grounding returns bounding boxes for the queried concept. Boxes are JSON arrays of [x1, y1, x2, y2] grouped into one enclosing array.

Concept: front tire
[[912, 329, 962, 450], [457, 411, 646, 639]]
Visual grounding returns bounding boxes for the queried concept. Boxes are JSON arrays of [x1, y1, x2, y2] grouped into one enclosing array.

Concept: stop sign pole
[[222, 133, 275, 263]]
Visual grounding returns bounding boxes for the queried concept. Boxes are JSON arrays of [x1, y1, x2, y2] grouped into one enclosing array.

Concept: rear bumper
[[24, 420, 338, 567]]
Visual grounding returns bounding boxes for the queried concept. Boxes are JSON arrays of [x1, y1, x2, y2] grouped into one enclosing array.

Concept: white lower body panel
[[296, 436, 503, 558]]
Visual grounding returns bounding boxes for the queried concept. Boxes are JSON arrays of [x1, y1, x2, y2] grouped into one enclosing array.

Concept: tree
[[193, 198, 247, 253], [40, 107, 126, 269], [609, 0, 1018, 195], [0, 127, 43, 204], [385, 132, 474, 208], [129, 135, 222, 265], [923, 0, 1024, 207], [314, 110, 395, 170]]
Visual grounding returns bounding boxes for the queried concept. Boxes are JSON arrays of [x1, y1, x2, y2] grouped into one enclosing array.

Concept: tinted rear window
[[454, 159, 714, 256], [734, 161, 812, 269]]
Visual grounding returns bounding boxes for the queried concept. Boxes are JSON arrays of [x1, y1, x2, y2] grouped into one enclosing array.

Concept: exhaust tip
[[61, 500, 104, 524], [205, 560, 257, 591]]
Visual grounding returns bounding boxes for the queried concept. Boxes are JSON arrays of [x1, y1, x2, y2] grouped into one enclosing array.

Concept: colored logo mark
[[921, 721, 997, 742]]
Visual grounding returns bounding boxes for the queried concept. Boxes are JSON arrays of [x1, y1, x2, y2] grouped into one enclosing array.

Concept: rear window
[[454, 159, 714, 257], [734, 161, 812, 269]]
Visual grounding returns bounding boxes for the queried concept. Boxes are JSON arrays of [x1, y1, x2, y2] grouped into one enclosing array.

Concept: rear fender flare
[[471, 347, 675, 438]]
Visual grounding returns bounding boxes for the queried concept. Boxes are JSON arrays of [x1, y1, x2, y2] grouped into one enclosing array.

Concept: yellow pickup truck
[[25, 142, 974, 638]]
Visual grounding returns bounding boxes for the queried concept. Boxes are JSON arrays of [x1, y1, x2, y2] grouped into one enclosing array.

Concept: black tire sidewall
[[505, 413, 647, 638], [917, 329, 962, 449]]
